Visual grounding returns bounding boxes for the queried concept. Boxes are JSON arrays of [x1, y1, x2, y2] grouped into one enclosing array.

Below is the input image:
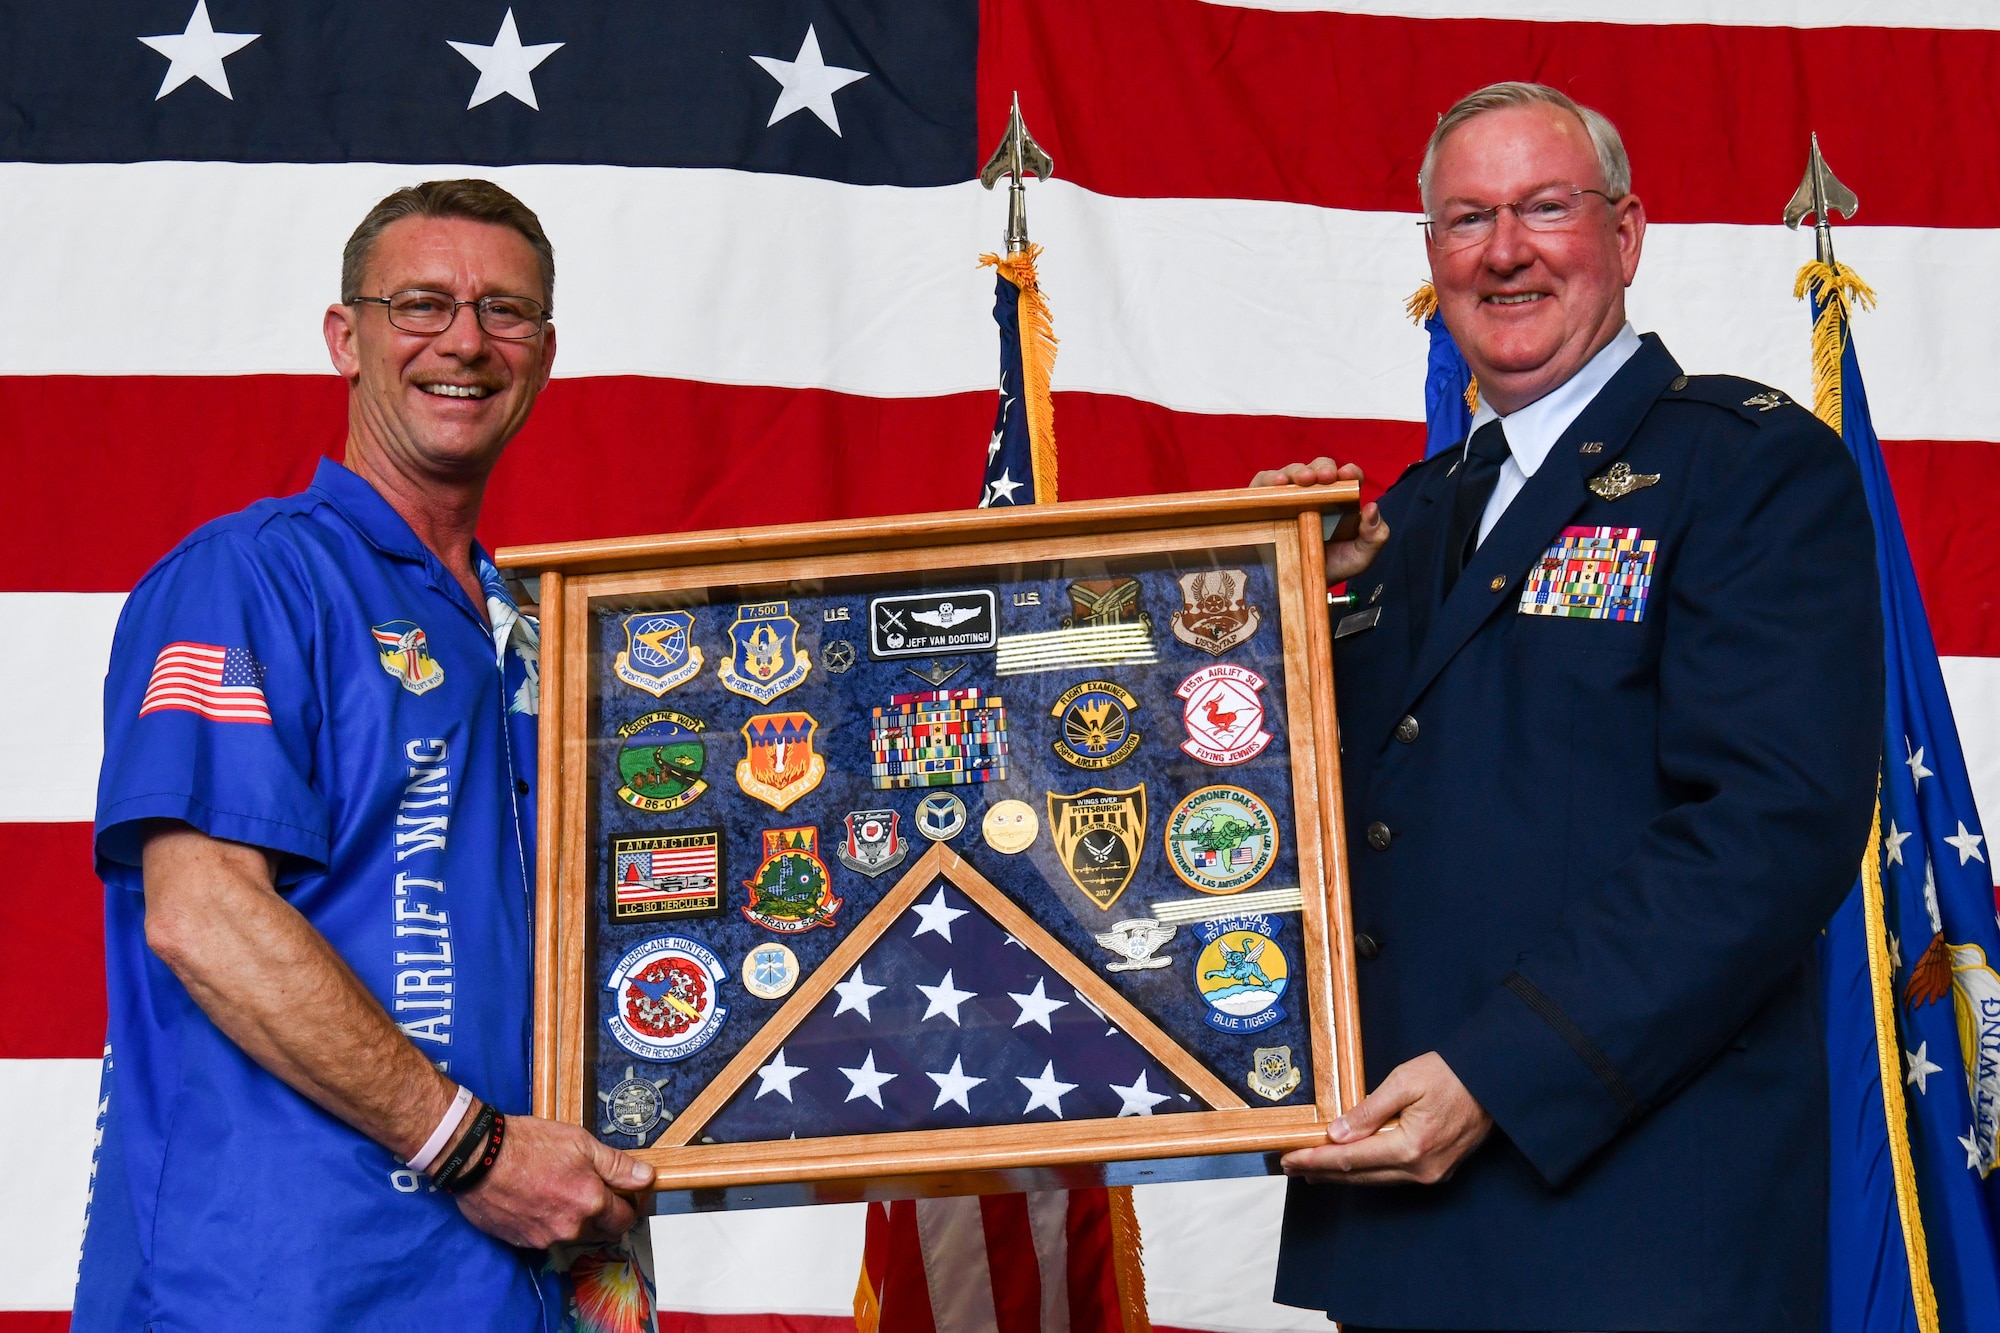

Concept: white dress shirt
[[1466, 322, 1643, 545]]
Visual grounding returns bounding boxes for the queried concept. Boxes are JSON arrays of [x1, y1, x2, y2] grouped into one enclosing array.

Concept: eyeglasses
[[350, 289, 550, 340], [1421, 188, 1619, 250]]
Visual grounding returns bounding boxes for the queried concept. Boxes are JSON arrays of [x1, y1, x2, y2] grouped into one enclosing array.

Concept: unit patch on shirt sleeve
[[1518, 526, 1658, 622]]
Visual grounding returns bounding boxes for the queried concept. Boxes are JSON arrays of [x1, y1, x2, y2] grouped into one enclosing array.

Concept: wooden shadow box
[[496, 484, 1363, 1212]]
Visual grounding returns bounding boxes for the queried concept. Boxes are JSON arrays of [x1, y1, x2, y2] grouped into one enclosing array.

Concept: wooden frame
[[498, 483, 1363, 1196]]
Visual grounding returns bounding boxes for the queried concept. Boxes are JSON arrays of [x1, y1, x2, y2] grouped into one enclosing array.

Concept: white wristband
[[407, 1084, 474, 1173]]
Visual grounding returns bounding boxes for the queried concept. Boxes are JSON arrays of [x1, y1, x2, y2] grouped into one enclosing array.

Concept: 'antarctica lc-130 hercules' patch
[[741, 827, 842, 933], [1519, 526, 1658, 622], [604, 936, 729, 1062], [612, 829, 723, 920], [718, 601, 811, 702], [615, 610, 702, 696]]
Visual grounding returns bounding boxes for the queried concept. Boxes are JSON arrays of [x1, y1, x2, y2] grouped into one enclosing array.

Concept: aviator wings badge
[[1586, 461, 1661, 502]]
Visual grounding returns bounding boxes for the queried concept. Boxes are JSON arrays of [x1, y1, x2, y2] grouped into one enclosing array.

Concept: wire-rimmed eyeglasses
[[1420, 188, 1619, 250], [350, 289, 550, 340]]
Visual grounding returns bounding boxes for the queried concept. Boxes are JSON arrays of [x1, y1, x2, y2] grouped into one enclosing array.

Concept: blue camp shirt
[[76, 458, 558, 1331]]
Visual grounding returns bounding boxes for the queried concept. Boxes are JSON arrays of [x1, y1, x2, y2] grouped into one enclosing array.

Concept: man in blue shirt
[[78, 180, 654, 1331]]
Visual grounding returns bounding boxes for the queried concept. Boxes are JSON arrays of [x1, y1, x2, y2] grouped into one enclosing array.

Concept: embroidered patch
[[741, 828, 842, 934], [615, 611, 701, 696], [603, 936, 729, 1062], [1518, 526, 1658, 622], [736, 711, 827, 812], [611, 828, 722, 920]]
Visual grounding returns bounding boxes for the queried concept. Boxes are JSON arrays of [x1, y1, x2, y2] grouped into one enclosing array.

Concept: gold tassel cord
[[1403, 280, 1479, 415], [851, 1257, 881, 1333], [981, 246, 1060, 503], [1106, 1185, 1153, 1333], [1793, 260, 1878, 433], [1860, 795, 1942, 1333]]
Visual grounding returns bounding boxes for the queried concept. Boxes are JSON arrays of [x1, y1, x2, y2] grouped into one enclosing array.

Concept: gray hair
[[340, 179, 555, 310], [1417, 82, 1630, 216]]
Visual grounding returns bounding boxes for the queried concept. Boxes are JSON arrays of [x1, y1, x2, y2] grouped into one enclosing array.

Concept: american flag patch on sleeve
[[139, 642, 272, 724]]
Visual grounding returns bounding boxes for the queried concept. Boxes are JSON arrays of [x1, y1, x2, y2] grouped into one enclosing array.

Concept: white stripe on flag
[[0, 1059, 99, 1312], [916, 1196, 1001, 1333], [1028, 1191, 1073, 1333], [0, 593, 125, 824], [5, 164, 2000, 443], [1941, 655, 2000, 886]]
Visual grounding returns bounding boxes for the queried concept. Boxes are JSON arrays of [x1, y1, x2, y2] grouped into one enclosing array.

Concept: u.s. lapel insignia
[[1062, 578, 1151, 630], [740, 828, 841, 934], [1051, 680, 1141, 770], [372, 620, 445, 695], [1743, 391, 1788, 411], [616, 610, 701, 696], [719, 601, 811, 703], [1170, 569, 1263, 656], [1248, 1046, 1302, 1101], [1093, 918, 1176, 972], [835, 809, 908, 878], [1176, 664, 1272, 766], [1047, 785, 1147, 911], [736, 711, 826, 811], [615, 709, 709, 812], [1586, 461, 1661, 502]]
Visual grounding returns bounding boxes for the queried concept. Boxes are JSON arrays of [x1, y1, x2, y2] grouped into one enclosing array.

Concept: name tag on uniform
[[1519, 526, 1658, 622], [1334, 606, 1380, 639]]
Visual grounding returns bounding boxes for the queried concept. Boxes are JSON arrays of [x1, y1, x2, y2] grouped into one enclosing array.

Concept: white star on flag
[[449, 9, 564, 111], [755, 1048, 809, 1101], [1961, 1127, 1983, 1170], [1008, 977, 1069, 1032], [832, 965, 887, 1022], [1018, 1060, 1079, 1117], [1884, 819, 1913, 866], [139, 2, 259, 101], [910, 886, 969, 943], [926, 1055, 986, 1112], [1945, 821, 1986, 866], [1905, 1041, 1944, 1095], [1889, 931, 1903, 971], [983, 468, 1025, 507], [916, 969, 978, 1025], [752, 25, 868, 135], [1907, 738, 1934, 790], [840, 1050, 898, 1107], [1111, 1070, 1172, 1117]]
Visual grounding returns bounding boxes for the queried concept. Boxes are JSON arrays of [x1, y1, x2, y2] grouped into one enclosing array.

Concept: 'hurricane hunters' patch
[[1051, 680, 1141, 770], [1176, 664, 1272, 766], [1165, 786, 1278, 894], [1171, 570, 1263, 656], [719, 601, 811, 702], [1193, 915, 1290, 1035], [616, 610, 702, 696], [736, 712, 827, 811], [1048, 785, 1148, 912], [1519, 526, 1658, 622], [870, 689, 1009, 789], [604, 936, 729, 1062], [741, 828, 842, 933], [372, 620, 444, 695], [868, 589, 999, 659], [612, 829, 723, 920], [615, 710, 709, 812]]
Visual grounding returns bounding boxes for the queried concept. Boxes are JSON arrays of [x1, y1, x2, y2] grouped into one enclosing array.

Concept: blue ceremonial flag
[[1408, 283, 1473, 458], [1808, 259, 2000, 1333]]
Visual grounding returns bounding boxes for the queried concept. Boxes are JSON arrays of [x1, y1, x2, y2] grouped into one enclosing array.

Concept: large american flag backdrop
[[3, 1, 1997, 1328]]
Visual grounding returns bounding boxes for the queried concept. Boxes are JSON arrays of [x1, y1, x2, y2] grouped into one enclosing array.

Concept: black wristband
[[430, 1102, 496, 1189], [438, 1110, 506, 1195]]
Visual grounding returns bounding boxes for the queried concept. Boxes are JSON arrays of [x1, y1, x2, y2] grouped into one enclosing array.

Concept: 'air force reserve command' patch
[[1519, 526, 1659, 622]]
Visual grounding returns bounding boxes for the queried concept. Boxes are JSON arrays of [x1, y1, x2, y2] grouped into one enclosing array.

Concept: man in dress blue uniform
[[77, 180, 655, 1330], [1258, 85, 1882, 1330]]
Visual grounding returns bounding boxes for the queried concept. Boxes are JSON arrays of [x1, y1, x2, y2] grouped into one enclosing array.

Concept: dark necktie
[[1441, 419, 1511, 597]]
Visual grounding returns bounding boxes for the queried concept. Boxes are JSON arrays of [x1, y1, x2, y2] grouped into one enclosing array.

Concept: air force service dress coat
[[1274, 335, 1883, 1331]]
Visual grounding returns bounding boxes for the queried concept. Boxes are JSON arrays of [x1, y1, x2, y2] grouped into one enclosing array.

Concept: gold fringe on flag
[[981, 245, 1060, 503], [1106, 1185, 1152, 1333], [1404, 280, 1479, 415], [1792, 260, 1877, 433], [851, 1257, 881, 1333], [1858, 795, 1942, 1333]]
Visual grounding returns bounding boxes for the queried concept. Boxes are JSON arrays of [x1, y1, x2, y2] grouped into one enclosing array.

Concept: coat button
[[1365, 821, 1392, 850], [1670, 374, 1689, 391], [1355, 933, 1381, 961], [1394, 715, 1419, 744], [516, 779, 531, 797]]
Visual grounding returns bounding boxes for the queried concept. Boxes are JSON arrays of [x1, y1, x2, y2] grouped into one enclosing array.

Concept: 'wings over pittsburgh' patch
[[1519, 526, 1658, 622]]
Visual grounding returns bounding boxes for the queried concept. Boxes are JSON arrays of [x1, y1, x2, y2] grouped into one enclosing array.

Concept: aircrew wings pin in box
[[498, 483, 1364, 1205]]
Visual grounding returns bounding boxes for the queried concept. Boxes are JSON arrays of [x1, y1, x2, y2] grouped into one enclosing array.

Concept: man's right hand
[[1248, 456, 1390, 583], [454, 1112, 656, 1248]]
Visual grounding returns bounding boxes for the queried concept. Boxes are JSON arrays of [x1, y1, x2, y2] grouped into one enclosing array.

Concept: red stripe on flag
[[1064, 1188, 1123, 1333], [0, 1314, 71, 1332], [980, 0, 2000, 227], [1882, 439, 2000, 659], [979, 1192, 1044, 1333], [658, 1316, 855, 1333], [0, 824, 104, 1060], [871, 1201, 937, 1333]]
